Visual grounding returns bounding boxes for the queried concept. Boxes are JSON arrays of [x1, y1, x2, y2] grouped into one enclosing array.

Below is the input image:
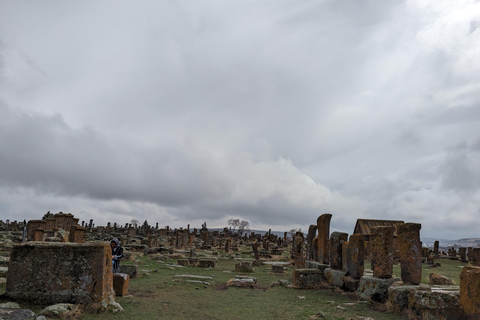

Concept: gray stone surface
[[356, 276, 400, 303], [0, 308, 36, 320], [324, 268, 345, 288]]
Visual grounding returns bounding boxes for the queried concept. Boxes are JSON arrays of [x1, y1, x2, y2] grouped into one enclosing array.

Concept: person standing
[[110, 238, 123, 273]]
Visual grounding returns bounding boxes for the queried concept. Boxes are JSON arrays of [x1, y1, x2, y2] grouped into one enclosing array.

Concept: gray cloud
[[0, 0, 479, 239]]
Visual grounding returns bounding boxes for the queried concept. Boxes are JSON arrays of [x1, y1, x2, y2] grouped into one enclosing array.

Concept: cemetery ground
[[0, 247, 466, 320]]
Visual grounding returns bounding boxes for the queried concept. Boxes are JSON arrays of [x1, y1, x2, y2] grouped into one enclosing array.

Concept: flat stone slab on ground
[[174, 275, 213, 280]]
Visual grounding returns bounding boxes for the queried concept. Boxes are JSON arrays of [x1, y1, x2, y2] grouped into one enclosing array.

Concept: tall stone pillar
[[306, 225, 318, 261], [316, 213, 332, 264], [370, 226, 394, 279], [398, 223, 422, 285], [330, 232, 348, 270], [434, 240, 439, 256], [346, 234, 365, 279]]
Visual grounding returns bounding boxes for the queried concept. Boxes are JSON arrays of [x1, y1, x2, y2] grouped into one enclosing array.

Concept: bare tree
[[289, 228, 302, 240], [228, 218, 250, 236], [238, 220, 250, 236], [227, 218, 240, 233], [131, 219, 139, 228]]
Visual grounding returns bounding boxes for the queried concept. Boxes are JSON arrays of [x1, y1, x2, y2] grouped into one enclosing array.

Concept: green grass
[[1, 248, 467, 320]]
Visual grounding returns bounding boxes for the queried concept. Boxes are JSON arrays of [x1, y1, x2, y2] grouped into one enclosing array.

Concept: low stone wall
[[6, 242, 116, 306]]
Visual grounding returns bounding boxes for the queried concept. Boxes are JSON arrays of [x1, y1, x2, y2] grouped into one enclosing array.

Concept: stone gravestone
[[345, 234, 364, 279], [434, 240, 439, 256], [370, 226, 394, 279], [398, 223, 422, 285], [293, 232, 305, 268], [316, 213, 332, 264], [329, 232, 348, 270], [459, 247, 467, 263], [306, 225, 317, 261], [225, 238, 232, 253]]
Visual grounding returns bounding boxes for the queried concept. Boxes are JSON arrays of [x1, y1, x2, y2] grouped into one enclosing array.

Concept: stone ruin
[[292, 213, 480, 320], [6, 242, 118, 308], [2, 211, 480, 319]]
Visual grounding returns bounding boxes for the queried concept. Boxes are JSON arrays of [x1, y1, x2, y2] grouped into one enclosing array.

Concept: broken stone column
[[346, 234, 364, 279], [329, 232, 348, 270], [398, 223, 422, 285], [306, 224, 318, 261], [316, 213, 332, 264], [460, 266, 480, 318], [370, 226, 394, 279]]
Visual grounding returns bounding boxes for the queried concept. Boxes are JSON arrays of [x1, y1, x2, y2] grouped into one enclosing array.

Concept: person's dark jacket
[[111, 238, 123, 273]]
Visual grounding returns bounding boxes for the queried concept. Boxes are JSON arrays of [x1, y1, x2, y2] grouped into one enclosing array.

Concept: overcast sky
[[0, 0, 479, 239]]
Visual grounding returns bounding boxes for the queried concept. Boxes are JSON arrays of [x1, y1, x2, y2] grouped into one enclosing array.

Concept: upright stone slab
[[329, 232, 348, 270], [252, 242, 260, 260], [113, 273, 129, 297], [306, 225, 318, 261], [459, 247, 467, 262], [347, 234, 365, 279], [316, 213, 332, 264], [470, 248, 480, 266], [293, 232, 305, 268], [225, 238, 231, 253], [370, 226, 394, 279], [460, 266, 480, 318], [398, 223, 422, 285], [6, 242, 116, 306], [434, 241, 439, 256]]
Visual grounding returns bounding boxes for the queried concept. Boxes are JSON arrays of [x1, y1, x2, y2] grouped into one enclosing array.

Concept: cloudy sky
[[0, 0, 479, 239]]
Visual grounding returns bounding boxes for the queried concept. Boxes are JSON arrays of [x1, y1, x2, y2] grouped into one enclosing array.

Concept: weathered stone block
[[387, 283, 431, 313], [6, 242, 116, 306], [407, 290, 464, 320], [177, 259, 191, 266], [460, 266, 480, 318], [197, 259, 215, 268], [343, 276, 360, 292], [113, 273, 129, 297], [272, 264, 284, 273], [235, 262, 253, 272], [305, 261, 329, 274], [324, 268, 345, 288], [357, 276, 400, 303], [119, 265, 139, 279], [292, 269, 326, 289]]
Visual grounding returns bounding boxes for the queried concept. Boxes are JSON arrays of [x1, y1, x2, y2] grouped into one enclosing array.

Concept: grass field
[[0, 247, 467, 320]]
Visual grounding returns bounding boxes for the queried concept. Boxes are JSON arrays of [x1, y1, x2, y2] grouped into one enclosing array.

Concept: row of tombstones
[[293, 214, 422, 284]]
